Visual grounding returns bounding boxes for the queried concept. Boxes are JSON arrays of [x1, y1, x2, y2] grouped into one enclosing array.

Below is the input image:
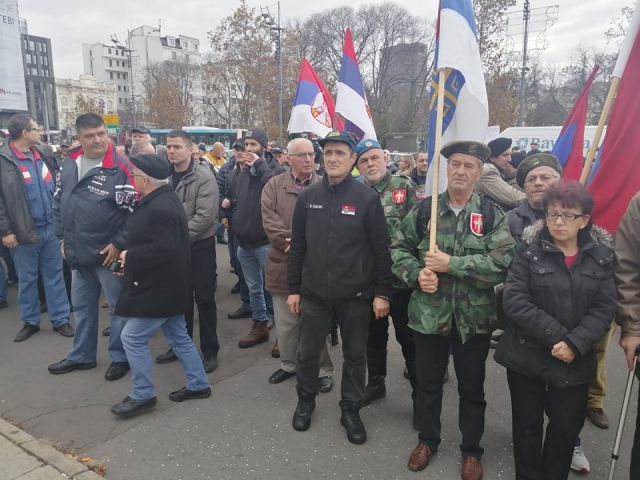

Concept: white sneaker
[[571, 445, 590, 472]]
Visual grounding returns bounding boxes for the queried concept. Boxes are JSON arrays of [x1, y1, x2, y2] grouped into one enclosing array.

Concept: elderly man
[[383, 149, 398, 174], [475, 137, 526, 212], [131, 126, 152, 144], [288, 130, 393, 444], [355, 139, 419, 425], [129, 141, 155, 156], [205, 142, 227, 168], [392, 141, 515, 478], [111, 154, 210, 417], [262, 138, 334, 390], [411, 151, 429, 199], [54, 141, 69, 169]]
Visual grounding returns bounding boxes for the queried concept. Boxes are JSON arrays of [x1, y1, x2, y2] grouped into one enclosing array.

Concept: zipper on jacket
[[327, 189, 333, 303]]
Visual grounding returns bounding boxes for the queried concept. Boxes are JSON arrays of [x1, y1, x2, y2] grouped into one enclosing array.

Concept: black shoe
[[40, 302, 48, 313], [48, 358, 97, 374], [14, 323, 40, 342], [292, 397, 316, 431], [105, 362, 130, 381], [0, 300, 7, 309], [217, 237, 228, 245], [490, 339, 499, 349], [227, 307, 252, 319], [6, 278, 18, 286], [102, 326, 110, 337], [331, 330, 339, 346], [444, 367, 450, 384], [111, 396, 157, 417], [53, 323, 74, 337], [169, 386, 212, 402], [156, 348, 178, 364], [203, 356, 218, 373], [363, 378, 386, 405], [269, 369, 295, 384], [231, 282, 240, 294], [318, 376, 333, 393], [341, 407, 367, 444]]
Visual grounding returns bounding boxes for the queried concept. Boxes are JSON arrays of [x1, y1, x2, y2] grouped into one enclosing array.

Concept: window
[[123, 86, 127, 92], [115, 50, 119, 56], [117, 73, 120, 79], [107, 100, 113, 111], [168, 38, 175, 46], [108, 48, 112, 54], [30, 67, 38, 75], [109, 59, 112, 67], [119, 98, 122, 104], [118, 85, 121, 91], [194, 43, 198, 51], [43, 69, 49, 77], [23, 39, 28, 50], [171, 51, 177, 60], [61, 96, 68, 107], [29, 40, 35, 51], [123, 73, 127, 80], [41, 43, 47, 53], [42, 56, 48, 66], [33, 82, 40, 91], [25, 53, 32, 63], [110, 72, 113, 80]]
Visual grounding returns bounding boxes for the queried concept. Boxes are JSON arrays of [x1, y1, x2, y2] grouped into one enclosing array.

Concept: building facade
[[21, 31, 58, 130]]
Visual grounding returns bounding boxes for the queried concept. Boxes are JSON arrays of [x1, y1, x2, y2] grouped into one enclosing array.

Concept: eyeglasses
[[289, 152, 315, 159], [546, 212, 586, 222], [26, 128, 43, 132], [525, 174, 560, 184]]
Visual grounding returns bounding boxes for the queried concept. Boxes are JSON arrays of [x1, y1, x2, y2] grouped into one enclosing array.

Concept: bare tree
[[606, 6, 635, 45]]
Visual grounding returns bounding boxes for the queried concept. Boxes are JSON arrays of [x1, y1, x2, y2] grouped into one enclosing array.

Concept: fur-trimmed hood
[[522, 220, 614, 251]]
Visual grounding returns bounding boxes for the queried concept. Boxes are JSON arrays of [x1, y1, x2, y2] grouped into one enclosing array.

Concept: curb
[[0, 417, 105, 479]]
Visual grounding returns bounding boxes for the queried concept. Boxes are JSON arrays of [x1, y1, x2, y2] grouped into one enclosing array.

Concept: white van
[[500, 126, 606, 155]]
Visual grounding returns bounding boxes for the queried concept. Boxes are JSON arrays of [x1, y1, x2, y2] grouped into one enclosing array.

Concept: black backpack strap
[[416, 196, 433, 239]]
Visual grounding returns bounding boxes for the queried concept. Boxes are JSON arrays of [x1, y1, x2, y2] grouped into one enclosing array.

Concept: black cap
[[271, 146, 283, 154], [232, 138, 244, 149], [440, 140, 491, 163], [60, 141, 69, 147], [510, 152, 527, 169], [132, 126, 151, 135], [318, 130, 357, 152], [487, 137, 512, 158], [245, 127, 269, 148], [129, 154, 169, 180], [198, 143, 207, 152]]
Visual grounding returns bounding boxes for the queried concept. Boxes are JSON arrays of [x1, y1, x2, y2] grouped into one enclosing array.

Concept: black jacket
[[494, 222, 617, 388], [53, 145, 137, 269], [229, 158, 284, 249], [288, 174, 393, 303], [115, 185, 190, 318], [506, 200, 545, 244], [0, 142, 57, 244]]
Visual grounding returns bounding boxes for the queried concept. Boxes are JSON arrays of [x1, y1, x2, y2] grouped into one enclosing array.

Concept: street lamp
[[261, 2, 283, 145]]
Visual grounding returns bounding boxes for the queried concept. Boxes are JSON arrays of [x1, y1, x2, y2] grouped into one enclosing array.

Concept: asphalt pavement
[[0, 242, 637, 479]]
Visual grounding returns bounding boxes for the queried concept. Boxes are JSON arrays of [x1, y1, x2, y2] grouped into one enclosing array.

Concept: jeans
[[367, 289, 415, 362], [230, 236, 250, 312], [507, 369, 588, 480], [121, 314, 210, 400], [414, 327, 491, 458], [1, 244, 17, 282], [273, 293, 333, 376], [67, 264, 127, 364], [237, 244, 273, 322], [186, 245, 219, 358], [11, 224, 69, 327], [297, 297, 370, 407], [0, 258, 7, 303]]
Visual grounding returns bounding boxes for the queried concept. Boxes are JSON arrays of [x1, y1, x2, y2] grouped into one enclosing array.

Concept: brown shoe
[[271, 340, 280, 358], [408, 444, 432, 472], [238, 320, 269, 348], [101, 300, 109, 308], [461, 457, 483, 480]]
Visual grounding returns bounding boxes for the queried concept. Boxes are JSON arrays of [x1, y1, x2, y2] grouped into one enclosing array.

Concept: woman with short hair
[[495, 180, 617, 479]]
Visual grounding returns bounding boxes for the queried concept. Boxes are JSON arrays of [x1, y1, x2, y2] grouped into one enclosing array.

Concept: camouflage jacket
[[390, 191, 516, 341], [371, 172, 418, 290]]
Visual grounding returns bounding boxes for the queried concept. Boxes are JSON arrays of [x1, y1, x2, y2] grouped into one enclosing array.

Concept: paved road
[[0, 242, 637, 479]]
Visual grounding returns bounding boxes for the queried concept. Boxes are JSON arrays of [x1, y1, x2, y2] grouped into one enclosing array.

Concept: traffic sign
[[103, 114, 119, 125], [106, 124, 120, 135]]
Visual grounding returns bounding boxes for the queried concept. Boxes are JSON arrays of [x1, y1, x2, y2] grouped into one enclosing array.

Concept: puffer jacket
[[53, 144, 137, 269], [171, 159, 219, 244], [495, 221, 617, 388], [0, 141, 57, 244]]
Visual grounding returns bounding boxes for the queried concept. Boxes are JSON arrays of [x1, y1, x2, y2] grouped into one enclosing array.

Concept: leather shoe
[[227, 307, 252, 319], [231, 282, 240, 294], [156, 348, 178, 364], [292, 397, 315, 431], [268, 368, 295, 384], [461, 456, 483, 480], [48, 358, 97, 374], [318, 376, 333, 393], [111, 396, 156, 417], [587, 407, 610, 429], [408, 444, 433, 472], [53, 323, 74, 337], [14, 323, 40, 342], [105, 362, 130, 381], [340, 407, 367, 444], [102, 326, 110, 336], [169, 386, 211, 402], [203, 356, 218, 373]]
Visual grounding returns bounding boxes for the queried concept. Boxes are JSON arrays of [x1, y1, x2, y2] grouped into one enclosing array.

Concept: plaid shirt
[[291, 171, 312, 192]]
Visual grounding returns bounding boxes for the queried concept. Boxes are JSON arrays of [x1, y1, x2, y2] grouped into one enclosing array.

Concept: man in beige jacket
[[261, 138, 334, 391], [614, 191, 640, 478], [475, 137, 525, 211]]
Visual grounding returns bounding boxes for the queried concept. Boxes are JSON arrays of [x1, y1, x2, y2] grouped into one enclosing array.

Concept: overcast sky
[[20, 0, 633, 79]]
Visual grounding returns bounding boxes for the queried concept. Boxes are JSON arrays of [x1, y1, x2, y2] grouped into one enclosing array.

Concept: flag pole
[[580, 76, 620, 185], [429, 68, 446, 253]]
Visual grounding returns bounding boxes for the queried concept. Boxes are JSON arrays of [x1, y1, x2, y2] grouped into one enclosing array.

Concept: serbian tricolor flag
[[335, 29, 376, 141], [425, 0, 488, 196], [288, 59, 341, 137], [551, 64, 599, 181], [587, 7, 640, 232]]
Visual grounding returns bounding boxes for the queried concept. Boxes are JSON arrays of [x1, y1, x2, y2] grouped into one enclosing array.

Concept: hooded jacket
[[495, 221, 617, 388]]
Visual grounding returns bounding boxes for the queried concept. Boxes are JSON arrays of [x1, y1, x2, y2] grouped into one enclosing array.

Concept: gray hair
[[146, 176, 170, 187], [130, 140, 155, 156], [287, 137, 312, 152]]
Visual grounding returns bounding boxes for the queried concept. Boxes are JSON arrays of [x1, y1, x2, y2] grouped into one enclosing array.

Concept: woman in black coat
[[494, 181, 617, 480]]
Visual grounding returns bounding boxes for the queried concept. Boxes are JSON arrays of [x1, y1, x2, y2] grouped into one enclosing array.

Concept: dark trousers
[[629, 369, 640, 479], [414, 327, 490, 458], [297, 297, 370, 407], [186, 244, 220, 359], [506, 369, 588, 480], [367, 289, 415, 362], [1, 245, 17, 281]]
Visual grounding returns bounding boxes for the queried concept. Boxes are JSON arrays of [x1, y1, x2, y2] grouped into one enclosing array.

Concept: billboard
[[0, 0, 27, 111]]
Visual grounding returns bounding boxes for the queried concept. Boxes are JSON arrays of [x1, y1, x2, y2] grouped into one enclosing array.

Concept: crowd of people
[[2, 111, 640, 479]]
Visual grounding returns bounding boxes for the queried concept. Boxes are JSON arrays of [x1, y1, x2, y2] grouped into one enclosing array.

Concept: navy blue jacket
[[53, 145, 137, 269]]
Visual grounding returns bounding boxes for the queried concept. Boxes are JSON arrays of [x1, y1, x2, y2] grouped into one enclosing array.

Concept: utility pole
[[261, 3, 284, 144], [518, 0, 531, 127]]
